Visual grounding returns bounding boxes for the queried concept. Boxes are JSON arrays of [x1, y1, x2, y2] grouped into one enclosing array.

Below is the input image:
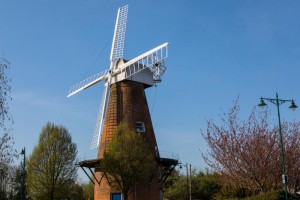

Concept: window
[[136, 121, 145, 133]]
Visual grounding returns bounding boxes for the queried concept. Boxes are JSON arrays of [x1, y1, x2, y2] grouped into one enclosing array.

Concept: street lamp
[[180, 163, 191, 200], [20, 147, 26, 200], [20, 147, 26, 170], [258, 93, 297, 200]]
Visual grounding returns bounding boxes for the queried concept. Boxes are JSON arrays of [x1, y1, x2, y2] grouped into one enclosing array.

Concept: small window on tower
[[136, 121, 145, 133]]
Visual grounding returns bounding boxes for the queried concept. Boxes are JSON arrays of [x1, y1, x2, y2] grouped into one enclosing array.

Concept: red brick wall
[[94, 81, 161, 200]]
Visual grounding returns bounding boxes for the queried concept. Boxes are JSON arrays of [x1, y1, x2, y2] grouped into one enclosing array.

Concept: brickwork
[[95, 80, 161, 200]]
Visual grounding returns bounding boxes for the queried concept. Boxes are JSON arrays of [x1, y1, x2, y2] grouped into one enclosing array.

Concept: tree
[[0, 56, 12, 129], [0, 133, 17, 199], [100, 123, 156, 200], [0, 164, 16, 200], [68, 181, 85, 200], [81, 181, 94, 200], [194, 170, 221, 199], [201, 100, 300, 195], [163, 169, 221, 200], [27, 122, 78, 200], [163, 170, 187, 200], [0, 56, 16, 199], [8, 163, 28, 200]]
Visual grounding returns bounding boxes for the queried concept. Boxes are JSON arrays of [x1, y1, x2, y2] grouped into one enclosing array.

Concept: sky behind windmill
[[1, 0, 300, 182]]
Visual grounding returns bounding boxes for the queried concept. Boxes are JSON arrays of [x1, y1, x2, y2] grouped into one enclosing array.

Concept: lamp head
[[258, 97, 267, 108], [289, 100, 297, 111], [20, 147, 25, 155]]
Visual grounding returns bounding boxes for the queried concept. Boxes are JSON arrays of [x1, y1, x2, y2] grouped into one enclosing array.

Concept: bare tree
[[0, 56, 16, 199], [201, 100, 300, 194], [0, 56, 12, 129]]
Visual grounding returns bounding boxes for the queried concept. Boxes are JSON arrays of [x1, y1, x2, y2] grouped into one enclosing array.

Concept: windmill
[[67, 5, 168, 150], [68, 5, 176, 200]]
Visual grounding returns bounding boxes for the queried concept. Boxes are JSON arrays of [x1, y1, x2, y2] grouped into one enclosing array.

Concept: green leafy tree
[[101, 123, 156, 200], [81, 181, 94, 200], [163, 170, 187, 200], [163, 169, 221, 200], [27, 123, 78, 200], [195, 171, 221, 199], [69, 182, 85, 200]]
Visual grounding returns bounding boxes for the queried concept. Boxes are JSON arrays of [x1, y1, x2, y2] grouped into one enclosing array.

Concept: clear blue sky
[[1, 0, 300, 182]]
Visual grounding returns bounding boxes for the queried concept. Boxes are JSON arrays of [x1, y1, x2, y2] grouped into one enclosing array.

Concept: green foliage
[[101, 122, 156, 200], [195, 171, 221, 199], [243, 190, 285, 200], [163, 170, 187, 200], [214, 185, 252, 200], [81, 181, 94, 200], [27, 122, 78, 200], [214, 187, 295, 200], [68, 182, 85, 200], [163, 169, 221, 200]]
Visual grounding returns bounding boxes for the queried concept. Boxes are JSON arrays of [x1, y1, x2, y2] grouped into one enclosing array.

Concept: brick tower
[[94, 80, 161, 200]]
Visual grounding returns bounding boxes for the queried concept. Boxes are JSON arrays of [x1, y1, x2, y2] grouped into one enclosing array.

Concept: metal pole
[[189, 164, 192, 200], [276, 93, 288, 200], [20, 147, 26, 200], [186, 163, 189, 199], [23, 147, 26, 170]]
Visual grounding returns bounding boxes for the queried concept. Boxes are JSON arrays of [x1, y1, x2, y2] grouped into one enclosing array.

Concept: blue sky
[[1, 0, 300, 182]]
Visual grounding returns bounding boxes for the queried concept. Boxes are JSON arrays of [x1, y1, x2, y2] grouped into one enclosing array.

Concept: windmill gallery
[[68, 5, 178, 200]]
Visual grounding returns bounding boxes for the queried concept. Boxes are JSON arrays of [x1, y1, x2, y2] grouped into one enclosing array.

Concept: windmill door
[[111, 193, 122, 200]]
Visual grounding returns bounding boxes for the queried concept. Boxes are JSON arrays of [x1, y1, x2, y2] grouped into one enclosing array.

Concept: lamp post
[[180, 163, 191, 200], [258, 93, 297, 200], [20, 147, 26, 200]]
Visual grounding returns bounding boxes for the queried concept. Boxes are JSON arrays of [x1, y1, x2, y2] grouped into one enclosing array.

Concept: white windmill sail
[[90, 84, 110, 149], [110, 5, 128, 63], [90, 5, 129, 149], [67, 69, 109, 97], [119, 43, 169, 81]]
